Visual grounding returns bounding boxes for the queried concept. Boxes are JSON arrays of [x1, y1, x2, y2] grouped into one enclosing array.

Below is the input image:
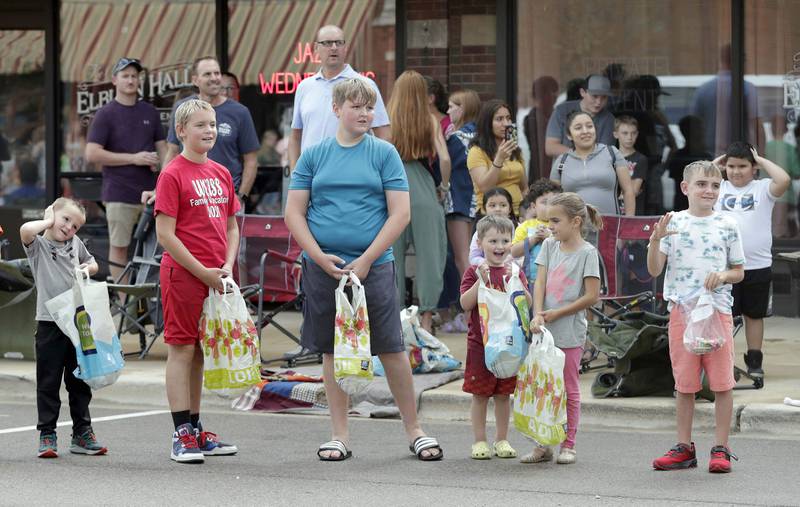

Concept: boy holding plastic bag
[[155, 99, 240, 463], [647, 161, 744, 473], [460, 215, 531, 460], [525, 193, 602, 465], [285, 78, 443, 462], [21, 198, 107, 458]]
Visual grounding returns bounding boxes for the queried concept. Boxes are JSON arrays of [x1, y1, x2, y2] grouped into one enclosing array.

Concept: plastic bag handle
[[73, 266, 91, 285], [531, 326, 555, 351]]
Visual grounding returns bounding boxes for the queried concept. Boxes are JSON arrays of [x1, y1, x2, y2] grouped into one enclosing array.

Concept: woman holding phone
[[467, 99, 527, 216]]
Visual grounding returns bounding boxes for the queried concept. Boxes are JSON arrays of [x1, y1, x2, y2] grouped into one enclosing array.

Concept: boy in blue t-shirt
[[285, 78, 443, 462]]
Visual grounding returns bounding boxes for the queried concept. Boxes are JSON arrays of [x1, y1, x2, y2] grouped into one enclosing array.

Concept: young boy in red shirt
[[155, 99, 240, 463]]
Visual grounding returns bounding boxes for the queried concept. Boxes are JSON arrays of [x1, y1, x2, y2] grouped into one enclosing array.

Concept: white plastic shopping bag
[[200, 278, 261, 397], [45, 267, 124, 390], [478, 262, 531, 378], [513, 326, 567, 446], [679, 291, 727, 355], [334, 272, 373, 395]]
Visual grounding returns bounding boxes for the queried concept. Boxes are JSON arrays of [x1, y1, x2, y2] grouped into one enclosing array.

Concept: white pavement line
[[0, 409, 168, 435]]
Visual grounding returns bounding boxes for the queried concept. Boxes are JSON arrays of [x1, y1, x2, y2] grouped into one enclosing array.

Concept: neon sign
[[259, 42, 376, 95]]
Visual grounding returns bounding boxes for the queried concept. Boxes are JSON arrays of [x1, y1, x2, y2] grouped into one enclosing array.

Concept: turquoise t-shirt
[[289, 135, 408, 266]]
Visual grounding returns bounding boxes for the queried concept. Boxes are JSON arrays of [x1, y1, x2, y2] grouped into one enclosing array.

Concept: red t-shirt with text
[[154, 155, 240, 272], [460, 264, 528, 348]]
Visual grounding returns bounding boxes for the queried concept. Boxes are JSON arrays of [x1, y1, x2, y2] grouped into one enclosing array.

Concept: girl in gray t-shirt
[[526, 192, 601, 465]]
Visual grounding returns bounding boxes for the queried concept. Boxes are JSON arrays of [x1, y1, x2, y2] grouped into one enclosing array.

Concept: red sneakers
[[708, 445, 737, 473], [653, 442, 697, 470]]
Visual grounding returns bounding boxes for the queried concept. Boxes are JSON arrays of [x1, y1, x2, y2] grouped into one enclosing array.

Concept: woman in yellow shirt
[[467, 100, 527, 215]]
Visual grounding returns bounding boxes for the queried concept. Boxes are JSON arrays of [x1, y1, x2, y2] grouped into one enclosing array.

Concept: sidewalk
[[1, 311, 798, 436]]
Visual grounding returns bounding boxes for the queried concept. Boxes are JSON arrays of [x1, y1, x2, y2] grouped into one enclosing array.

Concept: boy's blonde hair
[[332, 78, 377, 107], [476, 215, 514, 240], [174, 99, 215, 137], [614, 115, 638, 130], [548, 192, 603, 238], [52, 197, 86, 219], [683, 160, 721, 183]]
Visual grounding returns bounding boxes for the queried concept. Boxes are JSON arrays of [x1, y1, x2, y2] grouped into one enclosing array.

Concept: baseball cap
[[584, 74, 612, 96], [112, 57, 143, 75]]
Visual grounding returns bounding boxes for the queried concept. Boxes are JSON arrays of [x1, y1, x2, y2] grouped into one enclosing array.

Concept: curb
[[3, 373, 798, 436], [418, 390, 800, 436]]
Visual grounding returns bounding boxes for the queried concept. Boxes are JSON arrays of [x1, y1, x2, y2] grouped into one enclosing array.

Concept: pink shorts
[[668, 308, 735, 394], [160, 266, 208, 345]]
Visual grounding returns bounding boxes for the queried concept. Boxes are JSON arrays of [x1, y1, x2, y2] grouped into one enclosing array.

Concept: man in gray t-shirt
[[534, 237, 601, 349], [545, 75, 617, 157]]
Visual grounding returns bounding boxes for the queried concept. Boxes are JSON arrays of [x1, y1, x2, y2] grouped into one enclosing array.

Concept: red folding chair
[[236, 214, 321, 366]]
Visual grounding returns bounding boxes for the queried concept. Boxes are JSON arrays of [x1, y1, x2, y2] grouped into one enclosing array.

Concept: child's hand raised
[[712, 153, 727, 171], [650, 213, 677, 242], [43, 205, 55, 227]]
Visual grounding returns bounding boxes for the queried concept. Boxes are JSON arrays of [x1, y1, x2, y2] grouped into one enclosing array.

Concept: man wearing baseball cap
[[545, 74, 618, 157], [85, 57, 166, 282]]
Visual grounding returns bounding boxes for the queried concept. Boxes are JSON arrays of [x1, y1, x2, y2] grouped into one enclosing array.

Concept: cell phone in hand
[[505, 124, 517, 142]]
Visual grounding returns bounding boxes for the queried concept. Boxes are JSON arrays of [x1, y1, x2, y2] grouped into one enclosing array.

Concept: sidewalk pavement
[[1, 311, 798, 436]]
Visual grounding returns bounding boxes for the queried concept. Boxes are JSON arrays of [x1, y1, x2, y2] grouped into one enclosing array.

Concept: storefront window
[[516, 0, 732, 214], [0, 30, 46, 209], [58, 0, 215, 209], [228, 0, 396, 214], [744, 0, 800, 241]]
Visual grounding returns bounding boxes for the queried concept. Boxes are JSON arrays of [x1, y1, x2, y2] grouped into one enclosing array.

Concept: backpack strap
[[557, 153, 568, 180], [607, 144, 617, 167]]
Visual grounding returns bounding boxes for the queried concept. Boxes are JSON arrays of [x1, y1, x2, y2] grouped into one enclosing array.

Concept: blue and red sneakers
[[195, 429, 238, 456], [171, 423, 204, 463]]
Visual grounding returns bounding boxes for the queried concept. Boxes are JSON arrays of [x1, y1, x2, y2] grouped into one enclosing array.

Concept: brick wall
[[404, 0, 498, 100]]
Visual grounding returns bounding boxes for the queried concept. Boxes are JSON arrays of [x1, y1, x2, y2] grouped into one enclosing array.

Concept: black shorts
[[732, 267, 772, 319], [300, 258, 404, 355]]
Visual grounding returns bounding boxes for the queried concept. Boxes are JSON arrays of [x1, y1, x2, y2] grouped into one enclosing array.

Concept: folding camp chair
[[107, 204, 163, 358], [237, 214, 321, 367]]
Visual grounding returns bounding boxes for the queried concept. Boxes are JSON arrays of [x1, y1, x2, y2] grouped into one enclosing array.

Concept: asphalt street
[[0, 398, 797, 506]]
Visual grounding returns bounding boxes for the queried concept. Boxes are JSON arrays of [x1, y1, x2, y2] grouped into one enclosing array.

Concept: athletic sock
[[171, 410, 191, 430], [190, 413, 200, 431]]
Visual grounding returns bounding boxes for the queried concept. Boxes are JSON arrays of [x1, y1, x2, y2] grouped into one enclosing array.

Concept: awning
[[60, 0, 216, 83], [59, 0, 375, 86], [0, 30, 45, 75], [228, 0, 375, 85]]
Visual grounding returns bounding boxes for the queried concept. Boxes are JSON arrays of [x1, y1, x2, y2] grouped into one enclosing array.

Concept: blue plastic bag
[[478, 263, 531, 379], [45, 268, 124, 389]]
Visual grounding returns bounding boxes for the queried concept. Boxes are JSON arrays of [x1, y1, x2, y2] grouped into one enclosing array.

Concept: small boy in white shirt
[[713, 141, 791, 380]]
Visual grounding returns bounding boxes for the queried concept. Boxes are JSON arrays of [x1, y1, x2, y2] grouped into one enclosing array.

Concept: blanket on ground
[[232, 366, 463, 418]]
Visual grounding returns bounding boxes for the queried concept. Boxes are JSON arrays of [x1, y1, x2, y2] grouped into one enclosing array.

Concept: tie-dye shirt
[[659, 210, 745, 313], [535, 237, 601, 348]]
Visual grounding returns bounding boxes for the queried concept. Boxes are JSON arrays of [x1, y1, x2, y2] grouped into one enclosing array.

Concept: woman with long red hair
[[388, 70, 451, 332]]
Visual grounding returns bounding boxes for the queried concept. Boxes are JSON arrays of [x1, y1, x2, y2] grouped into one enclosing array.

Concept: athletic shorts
[[462, 341, 517, 396], [105, 202, 143, 248], [732, 267, 772, 319], [161, 266, 208, 345], [668, 308, 735, 394], [300, 258, 404, 355]]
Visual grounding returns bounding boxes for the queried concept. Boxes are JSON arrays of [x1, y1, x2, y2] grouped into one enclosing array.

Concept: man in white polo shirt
[[288, 24, 390, 170]]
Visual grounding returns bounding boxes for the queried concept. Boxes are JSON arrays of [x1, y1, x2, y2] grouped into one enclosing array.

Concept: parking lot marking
[[0, 409, 168, 434]]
